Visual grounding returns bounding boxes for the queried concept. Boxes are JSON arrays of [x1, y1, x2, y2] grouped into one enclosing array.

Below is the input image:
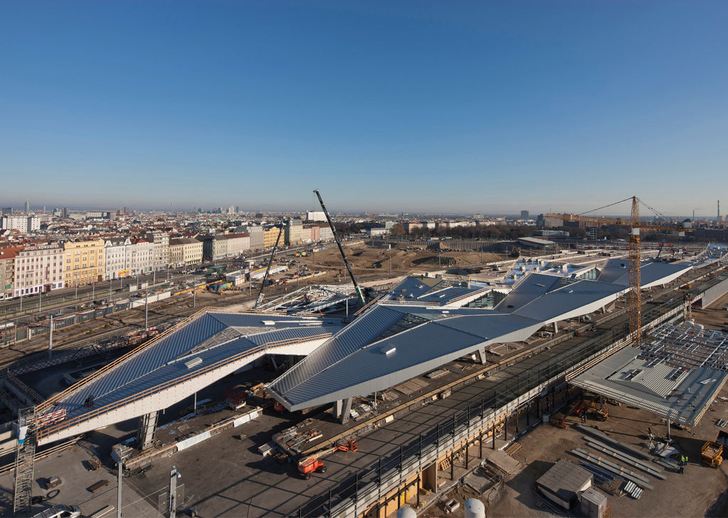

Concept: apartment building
[[145, 231, 170, 271], [244, 226, 264, 250], [285, 219, 305, 246], [223, 233, 250, 257], [104, 237, 132, 280], [63, 239, 105, 287], [169, 238, 203, 266], [1, 215, 40, 234], [16, 243, 65, 295], [263, 227, 283, 248], [128, 239, 154, 275], [0, 248, 22, 299]]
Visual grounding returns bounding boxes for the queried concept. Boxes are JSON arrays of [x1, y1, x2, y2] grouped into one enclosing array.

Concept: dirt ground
[[294, 243, 507, 281], [419, 289, 728, 518], [694, 290, 728, 330], [489, 384, 728, 518]]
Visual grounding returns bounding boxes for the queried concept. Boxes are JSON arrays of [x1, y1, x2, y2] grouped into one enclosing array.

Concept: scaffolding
[[13, 407, 37, 516], [259, 284, 359, 314]]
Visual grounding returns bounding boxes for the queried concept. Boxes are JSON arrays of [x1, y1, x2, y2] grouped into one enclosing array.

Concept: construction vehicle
[[313, 189, 366, 306], [208, 280, 230, 294], [702, 433, 724, 467], [586, 403, 609, 421], [297, 438, 358, 479]]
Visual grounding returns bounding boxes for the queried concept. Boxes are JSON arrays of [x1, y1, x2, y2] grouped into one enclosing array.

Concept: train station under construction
[[6, 245, 728, 517]]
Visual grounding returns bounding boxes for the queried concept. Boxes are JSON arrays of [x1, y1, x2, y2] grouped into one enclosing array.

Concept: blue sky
[[1, 1, 727, 216]]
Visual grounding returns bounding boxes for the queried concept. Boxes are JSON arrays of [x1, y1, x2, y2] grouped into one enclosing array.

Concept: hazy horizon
[[3, 1, 727, 216]]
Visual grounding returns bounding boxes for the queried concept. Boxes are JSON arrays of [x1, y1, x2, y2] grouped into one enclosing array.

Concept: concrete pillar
[[136, 411, 159, 450], [421, 462, 438, 491], [340, 398, 353, 424], [335, 399, 343, 419], [553, 321, 558, 334], [477, 349, 487, 365]]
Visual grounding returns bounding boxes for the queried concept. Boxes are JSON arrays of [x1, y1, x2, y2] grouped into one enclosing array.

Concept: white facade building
[[145, 231, 170, 271], [1, 215, 40, 234], [13, 244, 65, 296], [128, 240, 155, 275], [104, 237, 132, 280], [224, 233, 250, 257]]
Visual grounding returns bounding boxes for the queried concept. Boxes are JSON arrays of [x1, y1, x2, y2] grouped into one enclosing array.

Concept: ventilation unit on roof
[[262, 320, 276, 326], [381, 346, 396, 356], [185, 357, 203, 369]]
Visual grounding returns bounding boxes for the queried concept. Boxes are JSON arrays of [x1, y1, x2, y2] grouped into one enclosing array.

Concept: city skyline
[[2, 1, 727, 214]]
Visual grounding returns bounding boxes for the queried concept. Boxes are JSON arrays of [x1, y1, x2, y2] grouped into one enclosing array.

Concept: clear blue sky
[[1, 1, 727, 216]]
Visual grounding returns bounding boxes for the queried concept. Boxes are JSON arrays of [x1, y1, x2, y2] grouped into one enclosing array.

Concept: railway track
[[0, 288, 259, 372]]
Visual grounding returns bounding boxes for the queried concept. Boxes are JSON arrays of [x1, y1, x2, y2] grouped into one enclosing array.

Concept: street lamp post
[[48, 314, 53, 359], [145, 292, 148, 329]]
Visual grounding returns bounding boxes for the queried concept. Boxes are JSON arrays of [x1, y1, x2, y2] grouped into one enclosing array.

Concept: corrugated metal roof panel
[[279, 321, 488, 407], [496, 273, 561, 312], [513, 280, 624, 322], [269, 305, 403, 396]]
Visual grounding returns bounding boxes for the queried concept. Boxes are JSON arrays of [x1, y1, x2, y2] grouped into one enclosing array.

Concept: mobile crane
[[254, 225, 283, 309], [313, 189, 366, 306]]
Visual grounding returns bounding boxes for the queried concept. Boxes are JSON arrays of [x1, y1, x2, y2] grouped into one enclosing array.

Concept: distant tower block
[[718, 200, 721, 222]]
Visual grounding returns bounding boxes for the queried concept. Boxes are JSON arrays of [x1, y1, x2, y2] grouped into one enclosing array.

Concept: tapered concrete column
[[340, 398, 353, 424], [477, 349, 487, 365], [136, 411, 159, 450]]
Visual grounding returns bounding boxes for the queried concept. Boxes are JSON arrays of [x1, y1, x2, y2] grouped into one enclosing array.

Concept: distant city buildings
[[0, 206, 349, 299], [306, 211, 326, 222], [1, 215, 40, 233]]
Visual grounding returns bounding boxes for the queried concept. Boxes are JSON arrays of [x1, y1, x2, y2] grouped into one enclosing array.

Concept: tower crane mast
[[547, 196, 692, 345]]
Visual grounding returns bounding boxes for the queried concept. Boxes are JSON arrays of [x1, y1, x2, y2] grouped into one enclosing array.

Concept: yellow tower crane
[[546, 196, 692, 345]]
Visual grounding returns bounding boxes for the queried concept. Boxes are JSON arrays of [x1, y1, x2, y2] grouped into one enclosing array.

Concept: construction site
[[1, 197, 728, 518]]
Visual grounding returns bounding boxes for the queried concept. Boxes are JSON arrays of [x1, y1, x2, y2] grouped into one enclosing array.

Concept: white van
[[31, 504, 82, 518]]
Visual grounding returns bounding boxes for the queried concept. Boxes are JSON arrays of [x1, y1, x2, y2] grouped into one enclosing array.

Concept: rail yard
[[0, 243, 727, 518]]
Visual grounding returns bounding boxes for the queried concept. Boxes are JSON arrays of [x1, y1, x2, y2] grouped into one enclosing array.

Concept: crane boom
[[313, 189, 366, 306], [254, 225, 283, 309], [546, 196, 693, 346]]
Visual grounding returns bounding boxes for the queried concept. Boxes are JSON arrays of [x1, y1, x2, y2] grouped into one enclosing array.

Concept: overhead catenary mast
[[313, 189, 366, 306]]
